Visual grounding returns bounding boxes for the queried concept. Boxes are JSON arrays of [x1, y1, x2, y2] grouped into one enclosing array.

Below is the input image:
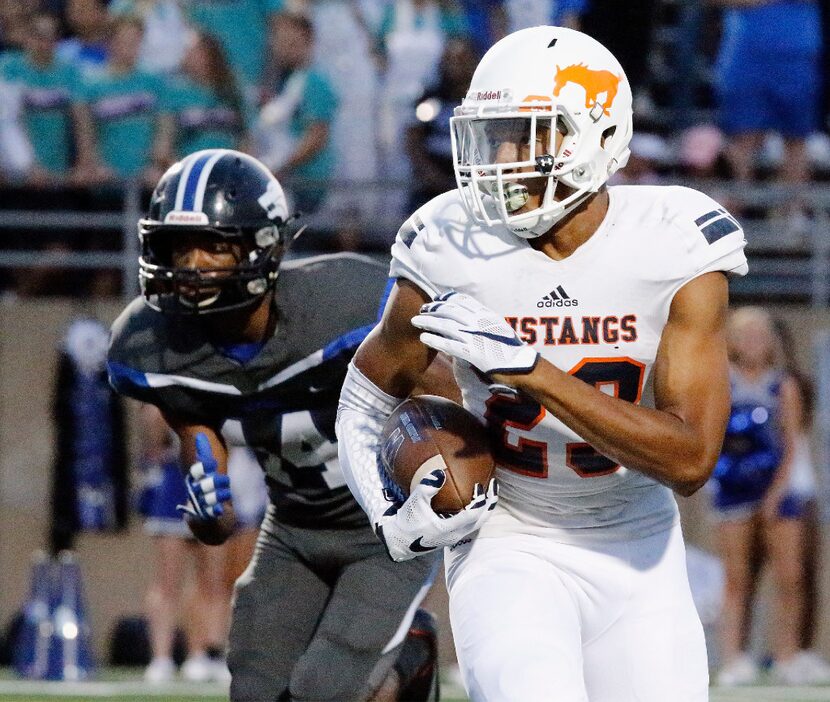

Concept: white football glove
[[411, 291, 539, 376], [375, 468, 498, 562], [177, 433, 232, 520]]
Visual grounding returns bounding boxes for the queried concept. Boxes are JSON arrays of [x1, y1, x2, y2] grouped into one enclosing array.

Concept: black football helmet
[[138, 149, 292, 314]]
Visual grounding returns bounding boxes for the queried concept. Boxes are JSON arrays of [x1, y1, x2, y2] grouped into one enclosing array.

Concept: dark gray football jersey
[[108, 253, 391, 529]]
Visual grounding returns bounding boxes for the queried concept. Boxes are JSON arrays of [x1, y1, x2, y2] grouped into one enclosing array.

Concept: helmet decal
[[552, 63, 623, 118], [174, 149, 230, 213], [258, 180, 288, 221]]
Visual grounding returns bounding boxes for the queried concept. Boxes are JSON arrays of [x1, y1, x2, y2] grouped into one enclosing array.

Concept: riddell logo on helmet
[[474, 90, 502, 101], [164, 211, 209, 225], [553, 63, 623, 117]]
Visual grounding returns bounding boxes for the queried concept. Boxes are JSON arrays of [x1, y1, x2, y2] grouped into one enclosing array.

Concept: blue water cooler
[[13, 551, 95, 680]]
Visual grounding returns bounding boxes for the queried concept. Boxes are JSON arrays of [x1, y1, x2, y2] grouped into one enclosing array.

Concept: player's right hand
[[412, 291, 539, 376], [177, 433, 232, 521], [374, 469, 498, 562]]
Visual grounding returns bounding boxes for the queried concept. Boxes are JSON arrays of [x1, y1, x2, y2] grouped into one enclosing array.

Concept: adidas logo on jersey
[[537, 286, 578, 308]]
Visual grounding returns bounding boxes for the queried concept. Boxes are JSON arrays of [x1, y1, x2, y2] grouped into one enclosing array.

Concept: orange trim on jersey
[[564, 357, 647, 479], [567, 356, 647, 404], [520, 316, 538, 345], [620, 314, 638, 342], [580, 316, 601, 345], [485, 393, 549, 479], [596, 380, 620, 398]]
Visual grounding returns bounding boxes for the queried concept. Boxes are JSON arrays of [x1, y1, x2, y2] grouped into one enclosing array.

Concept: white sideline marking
[[711, 688, 830, 701], [1, 678, 829, 700], [0, 679, 228, 697]]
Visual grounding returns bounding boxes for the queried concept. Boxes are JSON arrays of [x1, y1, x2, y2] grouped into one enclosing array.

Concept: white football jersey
[[390, 185, 748, 542]]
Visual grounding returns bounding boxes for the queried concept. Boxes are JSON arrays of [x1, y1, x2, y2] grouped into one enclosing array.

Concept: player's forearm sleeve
[[336, 362, 402, 525]]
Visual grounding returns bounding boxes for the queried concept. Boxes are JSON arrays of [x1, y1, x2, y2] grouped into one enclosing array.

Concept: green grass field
[[1, 669, 830, 701]]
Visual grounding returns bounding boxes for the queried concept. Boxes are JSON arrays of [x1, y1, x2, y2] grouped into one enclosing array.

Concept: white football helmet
[[450, 26, 633, 238]]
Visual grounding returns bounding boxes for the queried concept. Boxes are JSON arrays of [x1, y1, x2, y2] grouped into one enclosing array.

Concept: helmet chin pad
[[506, 188, 595, 238], [506, 210, 558, 238], [485, 171, 594, 238], [505, 203, 572, 238]]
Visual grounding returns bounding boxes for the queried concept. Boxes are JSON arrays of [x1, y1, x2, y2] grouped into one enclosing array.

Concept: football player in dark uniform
[[108, 149, 440, 701]]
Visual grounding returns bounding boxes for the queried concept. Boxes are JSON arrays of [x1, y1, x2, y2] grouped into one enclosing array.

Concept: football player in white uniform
[[337, 26, 747, 701]]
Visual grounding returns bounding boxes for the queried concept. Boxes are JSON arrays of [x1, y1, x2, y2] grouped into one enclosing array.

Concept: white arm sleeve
[[336, 361, 403, 525]]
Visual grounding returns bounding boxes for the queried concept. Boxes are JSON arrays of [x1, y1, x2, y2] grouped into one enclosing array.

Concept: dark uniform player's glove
[[412, 291, 539, 375], [177, 433, 232, 520]]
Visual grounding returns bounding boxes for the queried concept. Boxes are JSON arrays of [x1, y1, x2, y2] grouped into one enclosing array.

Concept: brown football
[[379, 395, 496, 514]]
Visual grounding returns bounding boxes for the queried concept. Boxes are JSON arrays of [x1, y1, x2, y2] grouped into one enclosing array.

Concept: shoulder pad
[[665, 186, 748, 278]]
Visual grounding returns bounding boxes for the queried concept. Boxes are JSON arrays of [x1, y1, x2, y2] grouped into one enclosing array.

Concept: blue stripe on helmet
[[181, 152, 213, 211]]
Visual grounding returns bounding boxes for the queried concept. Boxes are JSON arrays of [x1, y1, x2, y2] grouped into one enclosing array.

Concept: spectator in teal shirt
[[253, 11, 337, 214], [0, 12, 86, 183], [159, 30, 248, 160], [75, 15, 168, 185], [185, 0, 284, 91]]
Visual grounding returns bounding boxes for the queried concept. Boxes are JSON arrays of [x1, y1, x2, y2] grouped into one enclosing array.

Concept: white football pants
[[445, 522, 708, 701]]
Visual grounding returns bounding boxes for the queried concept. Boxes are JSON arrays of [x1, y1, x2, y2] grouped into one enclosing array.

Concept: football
[[379, 395, 496, 514]]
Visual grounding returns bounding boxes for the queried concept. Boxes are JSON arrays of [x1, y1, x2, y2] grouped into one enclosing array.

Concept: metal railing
[[0, 179, 828, 306], [682, 180, 830, 306], [0, 180, 143, 299]]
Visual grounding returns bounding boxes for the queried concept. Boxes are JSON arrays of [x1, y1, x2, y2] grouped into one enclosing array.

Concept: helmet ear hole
[[601, 126, 617, 150]]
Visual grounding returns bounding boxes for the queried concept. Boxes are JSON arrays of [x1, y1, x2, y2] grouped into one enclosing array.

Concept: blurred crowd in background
[[0, 0, 828, 297]]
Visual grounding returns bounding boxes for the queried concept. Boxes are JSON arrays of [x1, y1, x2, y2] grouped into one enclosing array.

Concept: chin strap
[[510, 187, 595, 237], [476, 153, 598, 238]]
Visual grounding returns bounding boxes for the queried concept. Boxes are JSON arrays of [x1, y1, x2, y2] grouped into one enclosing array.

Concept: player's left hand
[[412, 291, 539, 376], [177, 433, 232, 521], [375, 469, 498, 562]]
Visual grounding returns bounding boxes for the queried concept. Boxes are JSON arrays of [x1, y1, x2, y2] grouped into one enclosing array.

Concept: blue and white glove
[[375, 468, 498, 562], [177, 433, 232, 520], [412, 291, 539, 376]]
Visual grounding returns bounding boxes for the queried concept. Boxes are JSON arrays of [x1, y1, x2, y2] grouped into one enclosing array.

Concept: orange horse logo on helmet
[[553, 63, 623, 117]]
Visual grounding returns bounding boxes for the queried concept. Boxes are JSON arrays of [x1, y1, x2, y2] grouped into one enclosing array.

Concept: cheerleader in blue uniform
[[712, 307, 820, 687]]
